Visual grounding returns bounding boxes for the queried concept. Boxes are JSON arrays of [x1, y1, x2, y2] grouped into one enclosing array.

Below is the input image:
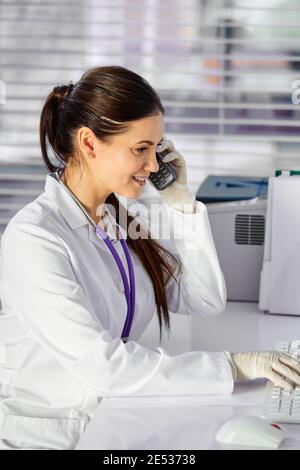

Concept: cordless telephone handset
[[149, 150, 177, 190]]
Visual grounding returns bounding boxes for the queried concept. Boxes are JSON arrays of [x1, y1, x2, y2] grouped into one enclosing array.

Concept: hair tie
[[53, 82, 75, 113], [53, 82, 74, 103], [67, 81, 74, 95]]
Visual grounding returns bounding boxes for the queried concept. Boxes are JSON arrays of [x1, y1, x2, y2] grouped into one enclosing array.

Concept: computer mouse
[[216, 417, 284, 450]]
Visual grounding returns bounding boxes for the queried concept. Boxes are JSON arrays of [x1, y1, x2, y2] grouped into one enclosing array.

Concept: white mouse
[[216, 417, 284, 450]]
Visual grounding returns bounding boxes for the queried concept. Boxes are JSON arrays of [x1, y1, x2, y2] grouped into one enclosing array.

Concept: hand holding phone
[[148, 138, 195, 212], [149, 150, 177, 190], [149, 138, 188, 192]]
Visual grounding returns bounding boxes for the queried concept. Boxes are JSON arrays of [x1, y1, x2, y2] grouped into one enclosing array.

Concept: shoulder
[[1, 193, 66, 254]]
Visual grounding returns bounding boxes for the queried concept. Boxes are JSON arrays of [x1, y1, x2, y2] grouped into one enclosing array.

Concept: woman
[[0, 66, 299, 450]]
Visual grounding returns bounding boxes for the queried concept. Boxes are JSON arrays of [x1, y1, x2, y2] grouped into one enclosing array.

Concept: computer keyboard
[[262, 340, 300, 423]]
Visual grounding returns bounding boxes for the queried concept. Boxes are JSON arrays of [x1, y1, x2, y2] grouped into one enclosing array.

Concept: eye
[[136, 147, 148, 153]]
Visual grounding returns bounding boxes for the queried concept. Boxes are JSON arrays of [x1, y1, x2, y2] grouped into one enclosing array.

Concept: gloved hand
[[153, 138, 195, 213], [225, 351, 300, 391]]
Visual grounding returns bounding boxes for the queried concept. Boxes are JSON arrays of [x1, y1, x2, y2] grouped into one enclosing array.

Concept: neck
[[61, 165, 111, 225]]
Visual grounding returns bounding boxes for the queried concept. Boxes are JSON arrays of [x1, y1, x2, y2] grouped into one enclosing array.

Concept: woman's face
[[86, 113, 164, 199]]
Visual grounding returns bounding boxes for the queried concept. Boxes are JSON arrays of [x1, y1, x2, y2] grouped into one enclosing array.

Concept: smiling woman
[[39, 66, 180, 337], [0, 64, 234, 451]]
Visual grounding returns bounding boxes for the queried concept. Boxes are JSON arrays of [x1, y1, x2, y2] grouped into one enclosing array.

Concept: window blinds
[[0, 0, 300, 194]]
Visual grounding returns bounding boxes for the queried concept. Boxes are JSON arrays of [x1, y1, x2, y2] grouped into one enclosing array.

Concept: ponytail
[[40, 83, 75, 172]]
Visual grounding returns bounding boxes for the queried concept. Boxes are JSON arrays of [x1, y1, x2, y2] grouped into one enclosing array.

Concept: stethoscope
[[55, 169, 135, 343]]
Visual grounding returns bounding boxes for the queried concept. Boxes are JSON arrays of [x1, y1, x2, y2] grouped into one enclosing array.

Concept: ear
[[77, 127, 96, 159]]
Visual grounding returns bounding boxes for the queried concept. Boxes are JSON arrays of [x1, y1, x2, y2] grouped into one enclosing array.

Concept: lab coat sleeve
[[163, 200, 227, 316], [0, 221, 234, 398], [131, 197, 227, 316]]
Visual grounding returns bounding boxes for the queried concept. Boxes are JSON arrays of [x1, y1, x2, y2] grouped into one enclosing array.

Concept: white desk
[[76, 302, 300, 450], [191, 301, 300, 352]]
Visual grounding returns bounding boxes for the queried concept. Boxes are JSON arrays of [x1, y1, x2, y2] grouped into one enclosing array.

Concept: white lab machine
[[259, 175, 300, 316], [206, 198, 267, 302]]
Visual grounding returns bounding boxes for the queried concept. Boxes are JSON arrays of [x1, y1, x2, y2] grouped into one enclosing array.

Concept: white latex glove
[[153, 138, 195, 213], [225, 351, 300, 391]]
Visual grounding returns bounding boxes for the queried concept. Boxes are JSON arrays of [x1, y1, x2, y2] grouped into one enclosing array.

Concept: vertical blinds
[[0, 0, 300, 193]]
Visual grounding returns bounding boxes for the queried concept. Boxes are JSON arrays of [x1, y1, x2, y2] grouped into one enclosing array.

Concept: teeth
[[133, 176, 146, 181]]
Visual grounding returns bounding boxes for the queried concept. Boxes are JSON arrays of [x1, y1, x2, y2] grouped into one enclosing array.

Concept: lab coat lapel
[[45, 173, 128, 249], [88, 224, 111, 252], [88, 215, 128, 252]]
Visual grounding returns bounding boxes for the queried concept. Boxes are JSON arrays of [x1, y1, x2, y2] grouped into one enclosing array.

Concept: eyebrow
[[135, 138, 163, 145]]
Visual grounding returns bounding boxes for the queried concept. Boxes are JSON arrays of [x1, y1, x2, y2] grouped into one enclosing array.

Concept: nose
[[144, 150, 160, 173]]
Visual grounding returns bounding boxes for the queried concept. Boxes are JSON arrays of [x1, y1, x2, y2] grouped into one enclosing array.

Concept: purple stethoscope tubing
[[55, 169, 135, 343], [95, 225, 135, 342]]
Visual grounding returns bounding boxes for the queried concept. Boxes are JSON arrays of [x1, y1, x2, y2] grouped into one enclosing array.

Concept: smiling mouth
[[131, 176, 147, 186]]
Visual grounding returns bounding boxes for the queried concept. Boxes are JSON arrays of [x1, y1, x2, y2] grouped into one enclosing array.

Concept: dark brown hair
[[39, 65, 181, 341]]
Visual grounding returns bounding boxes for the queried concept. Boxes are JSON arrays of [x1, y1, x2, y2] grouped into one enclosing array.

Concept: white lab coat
[[0, 172, 234, 450]]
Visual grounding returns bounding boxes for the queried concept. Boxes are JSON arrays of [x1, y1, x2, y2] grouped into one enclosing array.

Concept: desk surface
[[76, 302, 300, 450], [191, 301, 300, 352]]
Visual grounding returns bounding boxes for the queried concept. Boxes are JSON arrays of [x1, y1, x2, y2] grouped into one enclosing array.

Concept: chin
[[116, 181, 144, 199], [114, 191, 140, 202]]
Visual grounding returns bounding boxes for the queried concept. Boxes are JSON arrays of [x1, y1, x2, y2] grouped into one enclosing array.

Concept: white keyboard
[[262, 340, 300, 423]]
